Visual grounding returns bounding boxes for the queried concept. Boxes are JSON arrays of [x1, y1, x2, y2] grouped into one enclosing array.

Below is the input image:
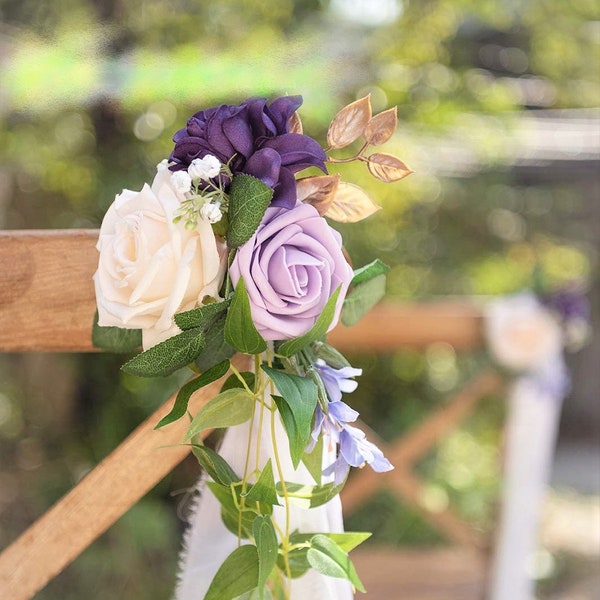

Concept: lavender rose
[[169, 96, 327, 208], [229, 202, 353, 340]]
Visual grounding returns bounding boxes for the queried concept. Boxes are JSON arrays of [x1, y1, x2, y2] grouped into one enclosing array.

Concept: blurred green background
[[0, 0, 598, 598]]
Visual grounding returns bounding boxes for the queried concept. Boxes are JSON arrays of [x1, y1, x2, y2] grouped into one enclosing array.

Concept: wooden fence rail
[[0, 229, 488, 599]]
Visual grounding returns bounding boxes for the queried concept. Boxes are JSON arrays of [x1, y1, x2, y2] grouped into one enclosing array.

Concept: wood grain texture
[[0, 230, 484, 352], [0, 355, 251, 600], [0, 229, 99, 352]]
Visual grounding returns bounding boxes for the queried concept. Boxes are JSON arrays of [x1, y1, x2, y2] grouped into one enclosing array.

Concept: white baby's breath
[[171, 170, 192, 194], [188, 155, 221, 180], [200, 202, 223, 224]]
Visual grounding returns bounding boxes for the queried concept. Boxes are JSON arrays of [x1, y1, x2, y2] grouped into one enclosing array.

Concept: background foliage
[[0, 0, 598, 597]]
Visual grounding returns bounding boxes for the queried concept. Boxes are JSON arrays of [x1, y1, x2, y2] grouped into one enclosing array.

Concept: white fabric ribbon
[[173, 393, 353, 600], [485, 294, 570, 600]]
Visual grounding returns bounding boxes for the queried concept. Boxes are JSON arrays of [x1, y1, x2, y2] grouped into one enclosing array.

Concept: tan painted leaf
[[327, 95, 372, 149], [289, 111, 303, 134], [364, 107, 398, 146], [366, 153, 413, 182], [297, 174, 341, 216], [325, 181, 381, 223]]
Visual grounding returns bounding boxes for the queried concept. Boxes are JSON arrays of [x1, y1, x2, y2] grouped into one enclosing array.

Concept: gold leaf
[[366, 153, 413, 183], [325, 181, 381, 223], [297, 174, 341, 216], [289, 111, 303, 134], [327, 95, 372, 149], [364, 107, 398, 146]]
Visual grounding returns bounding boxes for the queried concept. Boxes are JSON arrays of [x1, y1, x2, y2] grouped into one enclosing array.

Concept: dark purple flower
[[169, 96, 327, 208]]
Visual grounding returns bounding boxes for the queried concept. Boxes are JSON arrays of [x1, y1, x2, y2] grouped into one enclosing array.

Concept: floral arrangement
[[93, 94, 411, 599]]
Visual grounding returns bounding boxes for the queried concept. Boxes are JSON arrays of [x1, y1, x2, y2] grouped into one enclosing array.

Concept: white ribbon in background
[[485, 294, 570, 600], [173, 393, 353, 600]]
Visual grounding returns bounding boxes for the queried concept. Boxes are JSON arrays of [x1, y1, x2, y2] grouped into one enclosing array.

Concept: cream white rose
[[485, 293, 563, 372], [94, 161, 226, 350]]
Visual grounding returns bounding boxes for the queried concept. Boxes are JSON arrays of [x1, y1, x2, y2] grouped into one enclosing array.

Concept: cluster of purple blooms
[[170, 95, 392, 482], [310, 359, 393, 484]]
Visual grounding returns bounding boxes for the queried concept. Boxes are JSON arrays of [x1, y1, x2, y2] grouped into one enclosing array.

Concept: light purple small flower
[[325, 424, 393, 485], [314, 359, 362, 403], [306, 358, 393, 484]]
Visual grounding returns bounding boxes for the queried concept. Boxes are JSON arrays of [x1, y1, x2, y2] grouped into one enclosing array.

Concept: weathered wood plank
[[0, 230, 484, 352], [0, 354, 251, 600]]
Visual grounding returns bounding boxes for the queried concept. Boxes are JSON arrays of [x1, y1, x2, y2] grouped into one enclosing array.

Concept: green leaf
[[121, 327, 205, 377], [155, 360, 230, 428], [306, 534, 365, 593], [225, 277, 267, 354], [204, 544, 259, 600], [194, 314, 236, 372], [278, 287, 342, 357], [341, 274, 387, 327], [302, 434, 323, 485], [262, 366, 318, 468], [287, 531, 371, 553], [311, 341, 351, 370], [253, 516, 278, 598], [221, 371, 256, 393], [271, 395, 301, 469], [227, 174, 274, 249], [92, 310, 141, 353], [191, 444, 240, 486], [184, 389, 255, 441], [235, 588, 273, 600], [275, 481, 343, 509], [174, 299, 230, 331], [350, 258, 390, 286], [207, 482, 255, 539], [245, 459, 280, 506]]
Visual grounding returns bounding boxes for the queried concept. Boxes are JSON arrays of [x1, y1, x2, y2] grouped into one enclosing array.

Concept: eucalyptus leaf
[[184, 389, 255, 441], [278, 287, 341, 357], [204, 544, 259, 600], [341, 274, 387, 327], [155, 360, 230, 429], [306, 534, 365, 592], [227, 174, 273, 249], [174, 299, 230, 331], [245, 459, 279, 506], [121, 327, 205, 377], [191, 444, 240, 486], [92, 311, 142, 353], [225, 277, 267, 354], [253, 516, 278, 598], [262, 366, 318, 468]]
